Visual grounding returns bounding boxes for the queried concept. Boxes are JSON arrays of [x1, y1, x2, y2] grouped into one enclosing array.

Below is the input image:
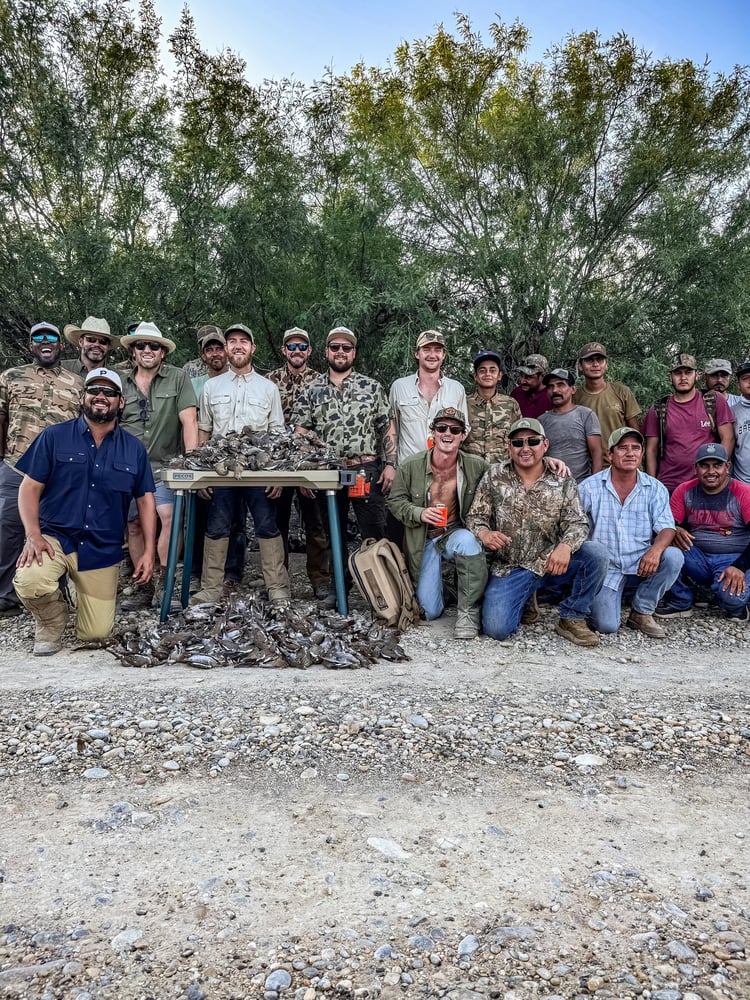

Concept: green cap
[[608, 426, 644, 450], [509, 418, 545, 437]]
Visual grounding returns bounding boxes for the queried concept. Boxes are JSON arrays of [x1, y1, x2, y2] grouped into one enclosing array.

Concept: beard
[[83, 402, 117, 425]]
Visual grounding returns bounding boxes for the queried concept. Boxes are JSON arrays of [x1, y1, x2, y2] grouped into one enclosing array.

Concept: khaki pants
[[14, 536, 120, 641]]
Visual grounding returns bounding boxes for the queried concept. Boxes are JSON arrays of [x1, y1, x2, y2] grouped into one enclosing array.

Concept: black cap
[[473, 349, 502, 370], [542, 367, 576, 386]]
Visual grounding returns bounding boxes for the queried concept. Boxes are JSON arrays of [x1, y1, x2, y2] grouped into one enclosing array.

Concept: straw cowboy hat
[[120, 321, 176, 355], [63, 316, 120, 348]]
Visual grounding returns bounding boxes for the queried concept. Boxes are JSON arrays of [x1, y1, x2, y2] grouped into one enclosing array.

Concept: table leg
[[326, 489, 347, 615], [180, 491, 196, 608], [160, 490, 184, 623]]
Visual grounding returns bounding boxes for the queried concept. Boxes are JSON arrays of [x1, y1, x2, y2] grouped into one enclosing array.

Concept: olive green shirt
[[120, 364, 197, 476]]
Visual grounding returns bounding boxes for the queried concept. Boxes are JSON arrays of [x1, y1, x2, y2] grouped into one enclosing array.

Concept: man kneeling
[[466, 418, 608, 646], [387, 408, 488, 638], [578, 427, 683, 637]]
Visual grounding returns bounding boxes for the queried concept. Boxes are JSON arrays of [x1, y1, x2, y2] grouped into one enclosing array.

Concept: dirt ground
[[0, 604, 748, 1000]]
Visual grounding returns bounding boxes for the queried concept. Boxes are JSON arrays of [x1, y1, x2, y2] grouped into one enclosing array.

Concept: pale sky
[[154, 0, 750, 84]]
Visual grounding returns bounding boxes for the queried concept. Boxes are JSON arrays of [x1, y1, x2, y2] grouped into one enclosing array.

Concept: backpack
[[654, 389, 718, 460], [348, 538, 422, 632]]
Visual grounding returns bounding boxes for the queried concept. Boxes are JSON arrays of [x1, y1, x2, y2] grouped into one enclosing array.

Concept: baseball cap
[[695, 443, 728, 463], [509, 418, 545, 437], [224, 322, 255, 343], [197, 325, 226, 350], [84, 367, 123, 393], [30, 321, 61, 339], [430, 407, 466, 430], [543, 368, 576, 386], [578, 342, 607, 360], [415, 330, 446, 350], [670, 352, 698, 372], [608, 426, 644, 449], [473, 349, 502, 370], [516, 354, 549, 375], [735, 359, 750, 377], [327, 326, 357, 346], [283, 327, 310, 345], [703, 358, 732, 375]]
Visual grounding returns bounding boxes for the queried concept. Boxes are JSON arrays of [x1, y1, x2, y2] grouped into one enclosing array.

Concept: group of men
[[2, 318, 749, 656]]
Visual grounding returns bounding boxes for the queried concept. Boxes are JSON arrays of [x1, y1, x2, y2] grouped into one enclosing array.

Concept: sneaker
[[726, 605, 749, 621], [627, 610, 666, 638], [653, 602, 693, 619], [555, 617, 600, 648]]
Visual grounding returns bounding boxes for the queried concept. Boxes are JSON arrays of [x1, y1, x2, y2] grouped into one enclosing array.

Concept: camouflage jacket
[[182, 357, 207, 379], [466, 460, 589, 577], [292, 371, 392, 460], [0, 363, 82, 467], [462, 391, 522, 463], [266, 365, 320, 424]]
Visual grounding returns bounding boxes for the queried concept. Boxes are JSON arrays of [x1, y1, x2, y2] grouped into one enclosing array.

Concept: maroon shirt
[[510, 386, 552, 419]]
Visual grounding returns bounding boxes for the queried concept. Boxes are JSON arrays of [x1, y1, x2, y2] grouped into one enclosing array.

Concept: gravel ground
[[0, 560, 748, 1000]]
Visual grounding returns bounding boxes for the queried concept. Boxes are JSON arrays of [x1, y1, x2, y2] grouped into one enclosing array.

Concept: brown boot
[[21, 590, 69, 656], [555, 617, 599, 648], [259, 536, 291, 606], [520, 592, 539, 625], [627, 610, 666, 638], [191, 537, 230, 604]]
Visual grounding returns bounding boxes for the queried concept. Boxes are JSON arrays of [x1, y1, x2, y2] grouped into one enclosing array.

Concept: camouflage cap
[[669, 352, 697, 372], [703, 357, 732, 375], [608, 426, 644, 450], [578, 341, 607, 360], [197, 325, 226, 350], [516, 354, 549, 375], [430, 407, 466, 431], [509, 417, 545, 437]]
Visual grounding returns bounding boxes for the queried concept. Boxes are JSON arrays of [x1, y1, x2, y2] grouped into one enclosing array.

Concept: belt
[[426, 521, 461, 541], [343, 455, 377, 468]]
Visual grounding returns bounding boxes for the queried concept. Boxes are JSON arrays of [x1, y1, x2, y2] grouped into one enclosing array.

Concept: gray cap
[[695, 443, 729, 463], [703, 358, 732, 375]]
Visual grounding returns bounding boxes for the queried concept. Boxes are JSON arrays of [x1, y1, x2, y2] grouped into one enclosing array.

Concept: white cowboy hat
[[120, 321, 176, 355], [63, 316, 120, 348]]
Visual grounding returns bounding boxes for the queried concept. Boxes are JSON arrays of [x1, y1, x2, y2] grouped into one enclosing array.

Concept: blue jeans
[[207, 486, 280, 540], [589, 546, 684, 633], [482, 541, 609, 640], [417, 528, 484, 620], [668, 547, 750, 613]]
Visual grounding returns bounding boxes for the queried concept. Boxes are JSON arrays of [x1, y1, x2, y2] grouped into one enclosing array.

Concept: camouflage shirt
[[292, 371, 392, 461], [182, 357, 207, 379], [0, 363, 82, 468], [462, 391, 522, 463], [267, 365, 321, 424], [466, 460, 590, 577]]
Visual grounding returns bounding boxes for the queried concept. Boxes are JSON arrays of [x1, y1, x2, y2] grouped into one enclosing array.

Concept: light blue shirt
[[731, 397, 750, 484], [578, 469, 675, 588]]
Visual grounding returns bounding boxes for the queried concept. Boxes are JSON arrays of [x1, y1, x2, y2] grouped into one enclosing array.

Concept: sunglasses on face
[[31, 333, 60, 343], [285, 343, 309, 352], [510, 436, 543, 448], [327, 343, 354, 353], [433, 423, 463, 435], [85, 386, 120, 398], [82, 335, 110, 347], [134, 341, 162, 352]]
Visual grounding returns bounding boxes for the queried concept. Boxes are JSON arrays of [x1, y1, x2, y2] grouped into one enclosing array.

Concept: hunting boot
[[259, 535, 291, 607], [21, 590, 69, 656], [190, 537, 229, 604], [453, 552, 488, 640]]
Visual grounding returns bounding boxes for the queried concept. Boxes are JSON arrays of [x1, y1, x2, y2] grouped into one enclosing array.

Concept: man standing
[[388, 408, 488, 638], [466, 418, 608, 646], [730, 359, 750, 485], [462, 349, 522, 463], [539, 368, 603, 483], [510, 354, 552, 419], [119, 321, 198, 607], [195, 322, 291, 605], [389, 330, 468, 463], [62, 317, 120, 376], [575, 342, 641, 463], [0, 322, 82, 617], [703, 358, 740, 407], [14, 368, 156, 654], [267, 327, 329, 599], [643, 353, 734, 494], [188, 325, 228, 400], [579, 428, 683, 638], [655, 443, 750, 621], [293, 326, 397, 600]]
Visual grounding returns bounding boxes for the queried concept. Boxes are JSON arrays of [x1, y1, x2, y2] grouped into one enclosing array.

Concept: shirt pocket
[[110, 460, 138, 494], [56, 451, 86, 467]]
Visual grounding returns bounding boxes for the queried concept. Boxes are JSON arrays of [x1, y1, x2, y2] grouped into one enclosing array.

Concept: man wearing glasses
[[293, 326, 397, 604], [14, 368, 155, 654], [388, 408, 488, 639], [62, 316, 120, 376], [466, 418, 608, 646], [119, 322, 198, 608], [0, 322, 82, 618], [266, 327, 330, 600]]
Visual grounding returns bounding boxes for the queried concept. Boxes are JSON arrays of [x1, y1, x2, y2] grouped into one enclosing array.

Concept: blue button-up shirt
[[578, 468, 675, 589], [16, 416, 155, 571]]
